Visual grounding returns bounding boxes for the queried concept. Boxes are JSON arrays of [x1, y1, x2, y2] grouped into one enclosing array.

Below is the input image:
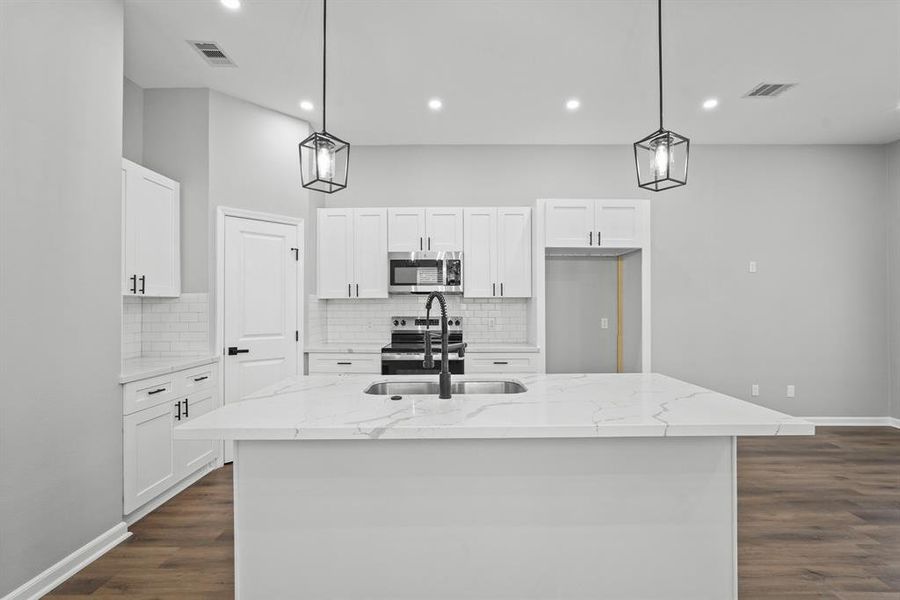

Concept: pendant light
[[633, 0, 689, 192], [299, 0, 349, 193]]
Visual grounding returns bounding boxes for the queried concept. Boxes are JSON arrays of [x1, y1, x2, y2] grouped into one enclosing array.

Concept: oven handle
[[381, 353, 464, 361]]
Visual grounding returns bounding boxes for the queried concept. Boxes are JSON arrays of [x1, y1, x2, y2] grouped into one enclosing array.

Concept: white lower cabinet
[[466, 353, 539, 374], [308, 353, 380, 375], [123, 361, 220, 516]]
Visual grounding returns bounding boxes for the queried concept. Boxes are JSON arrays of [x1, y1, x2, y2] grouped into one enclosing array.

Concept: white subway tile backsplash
[[120, 292, 210, 360]]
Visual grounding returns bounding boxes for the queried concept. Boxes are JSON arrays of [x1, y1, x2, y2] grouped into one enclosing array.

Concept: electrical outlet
[[751, 384, 759, 397], [601, 317, 609, 329], [786, 385, 796, 398], [487, 318, 496, 330], [749, 261, 758, 273]]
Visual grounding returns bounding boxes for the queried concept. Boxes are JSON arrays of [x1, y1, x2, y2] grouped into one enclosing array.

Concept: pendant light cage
[[633, 128, 689, 192], [299, 0, 350, 194], [633, 0, 689, 192], [300, 130, 350, 193]]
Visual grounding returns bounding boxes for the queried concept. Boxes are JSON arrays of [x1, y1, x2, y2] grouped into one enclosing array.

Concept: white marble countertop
[[175, 373, 814, 441], [120, 354, 219, 384]]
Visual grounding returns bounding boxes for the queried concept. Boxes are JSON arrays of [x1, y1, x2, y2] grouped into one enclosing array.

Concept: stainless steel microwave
[[388, 251, 463, 294]]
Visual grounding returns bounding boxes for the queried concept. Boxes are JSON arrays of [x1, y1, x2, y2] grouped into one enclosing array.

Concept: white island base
[[234, 436, 737, 599]]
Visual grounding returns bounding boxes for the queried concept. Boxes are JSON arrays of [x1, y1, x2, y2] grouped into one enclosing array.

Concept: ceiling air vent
[[188, 41, 236, 67], [744, 82, 796, 98]]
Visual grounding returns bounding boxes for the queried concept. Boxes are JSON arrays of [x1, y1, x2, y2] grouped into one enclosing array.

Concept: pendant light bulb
[[316, 138, 335, 180], [651, 139, 671, 178]]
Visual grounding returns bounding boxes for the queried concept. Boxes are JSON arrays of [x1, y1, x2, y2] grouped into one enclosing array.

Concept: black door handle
[[139, 275, 146, 294], [227, 347, 250, 356], [130, 274, 137, 294]]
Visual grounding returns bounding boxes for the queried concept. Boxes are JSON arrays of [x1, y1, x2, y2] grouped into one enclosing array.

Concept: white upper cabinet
[[545, 199, 645, 249], [353, 209, 389, 298], [544, 200, 594, 248], [425, 208, 463, 252], [387, 208, 426, 252], [464, 207, 532, 298], [496, 207, 532, 298], [122, 159, 180, 297], [388, 208, 463, 253], [318, 208, 388, 299]]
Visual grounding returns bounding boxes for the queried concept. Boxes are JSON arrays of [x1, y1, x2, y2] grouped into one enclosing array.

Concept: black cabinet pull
[[589, 231, 593, 246], [355, 283, 359, 297], [500, 282, 504, 296], [420, 237, 423, 250], [183, 398, 189, 419], [337, 361, 352, 365], [139, 275, 146, 294], [147, 387, 166, 395], [227, 347, 249, 356], [193, 376, 208, 382], [597, 231, 601, 246], [175, 400, 182, 421], [428, 237, 431, 250], [348, 283, 351, 298], [130, 274, 137, 294], [492, 283, 496, 297], [493, 361, 509, 365]]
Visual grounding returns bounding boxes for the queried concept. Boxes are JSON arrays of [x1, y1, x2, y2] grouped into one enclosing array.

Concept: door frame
[[214, 206, 305, 420]]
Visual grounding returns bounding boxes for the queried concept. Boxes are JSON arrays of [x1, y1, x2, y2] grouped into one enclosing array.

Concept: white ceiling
[[125, 0, 900, 145]]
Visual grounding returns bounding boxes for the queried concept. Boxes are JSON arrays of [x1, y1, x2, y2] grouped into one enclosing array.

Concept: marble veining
[[175, 373, 814, 441]]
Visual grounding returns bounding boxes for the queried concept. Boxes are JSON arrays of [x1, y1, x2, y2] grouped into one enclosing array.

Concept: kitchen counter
[[179, 372, 811, 599], [120, 354, 219, 384], [175, 372, 812, 440]]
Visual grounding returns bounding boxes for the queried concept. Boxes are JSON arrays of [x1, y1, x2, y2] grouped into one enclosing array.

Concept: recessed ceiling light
[[428, 98, 443, 111], [702, 98, 719, 110], [299, 100, 314, 111], [221, 0, 241, 9], [565, 98, 580, 111]]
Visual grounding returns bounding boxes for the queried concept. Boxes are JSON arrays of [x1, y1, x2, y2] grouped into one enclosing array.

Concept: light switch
[[751, 384, 759, 397], [786, 385, 795, 398], [749, 261, 758, 273], [601, 318, 609, 329]]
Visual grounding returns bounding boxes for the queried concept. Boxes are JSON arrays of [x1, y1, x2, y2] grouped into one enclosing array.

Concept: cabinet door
[[496, 208, 532, 298], [353, 208, 388, 298], [545, 200, 594, 248], [124, 401, 177, 514], [388, 208, 426, 252], [596, 200, 644, 248], [317, 209, 354, 298], [123, 160, 180, 297], [425, 208, 464, 252], [174, 390, 217, 480], [463, 208, 497, 298]]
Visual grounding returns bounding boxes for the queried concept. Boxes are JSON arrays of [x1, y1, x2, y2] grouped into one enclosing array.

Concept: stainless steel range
[[381, 316, 464, 375]]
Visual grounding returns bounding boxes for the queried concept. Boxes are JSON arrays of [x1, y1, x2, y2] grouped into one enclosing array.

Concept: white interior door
[[388, 208, 426, 252], [425, 208, 463, 252], [224, 216, 300, 461]]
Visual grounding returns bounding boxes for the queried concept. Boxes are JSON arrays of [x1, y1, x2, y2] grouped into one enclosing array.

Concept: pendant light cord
[[658, 0, 663, 130], [322, 0, 327, 132]]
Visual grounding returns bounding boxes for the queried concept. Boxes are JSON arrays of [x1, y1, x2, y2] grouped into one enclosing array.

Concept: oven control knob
[[400, 319, 406, 326], [454, 320, 460, 326], [393, 320, 399, 326]]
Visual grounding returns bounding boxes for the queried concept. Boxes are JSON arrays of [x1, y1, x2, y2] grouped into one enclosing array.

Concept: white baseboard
[[125, 461, 218, 526], [1, 522, 130, 600], [807, 416, 899, 428]]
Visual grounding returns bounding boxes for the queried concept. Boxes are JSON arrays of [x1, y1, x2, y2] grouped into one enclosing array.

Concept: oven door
[[388, 251, 463, 294], [381, 354, 465, 375]]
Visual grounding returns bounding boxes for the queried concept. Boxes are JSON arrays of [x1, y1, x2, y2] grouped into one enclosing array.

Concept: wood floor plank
[[45, 427, 899, 598]]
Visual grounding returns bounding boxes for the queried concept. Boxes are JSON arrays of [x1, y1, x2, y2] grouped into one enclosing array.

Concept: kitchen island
[[176, 373, 813, 600]]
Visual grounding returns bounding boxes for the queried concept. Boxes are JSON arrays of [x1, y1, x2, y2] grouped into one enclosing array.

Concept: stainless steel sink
[[364, 380, 527, 396]]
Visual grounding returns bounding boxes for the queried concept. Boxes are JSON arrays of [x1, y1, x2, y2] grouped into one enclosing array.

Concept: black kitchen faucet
[[423, 291, 468, 399]]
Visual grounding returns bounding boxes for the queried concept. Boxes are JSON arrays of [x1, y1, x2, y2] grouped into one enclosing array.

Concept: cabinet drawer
[[123, 374, 177, 415], [466, 354, 538, 374], [309, 353, 380, 374], [177, 363, 218, 395]]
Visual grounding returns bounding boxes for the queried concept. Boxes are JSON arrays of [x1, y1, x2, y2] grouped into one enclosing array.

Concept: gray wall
[[0, 1, 124, 595], [621, 251, 642, 373], [327, 145, 890, 417], [887, 140, 900, 419], [143, 88, 211, 293], [123, 78, 143, 163]]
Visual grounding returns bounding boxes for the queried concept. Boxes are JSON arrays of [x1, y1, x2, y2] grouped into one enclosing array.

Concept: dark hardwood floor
[[47, 427, 899, 599]]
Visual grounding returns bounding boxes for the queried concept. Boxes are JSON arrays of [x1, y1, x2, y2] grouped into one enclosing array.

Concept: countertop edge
[[120, 355, 220, 384]]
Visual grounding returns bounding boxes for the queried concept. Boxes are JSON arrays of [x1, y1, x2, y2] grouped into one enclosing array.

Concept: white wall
[[0, 1, 124, 595], [887, 140, 900, 419], [325, 144, 890, 417], [123, 77, 143, 163]]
